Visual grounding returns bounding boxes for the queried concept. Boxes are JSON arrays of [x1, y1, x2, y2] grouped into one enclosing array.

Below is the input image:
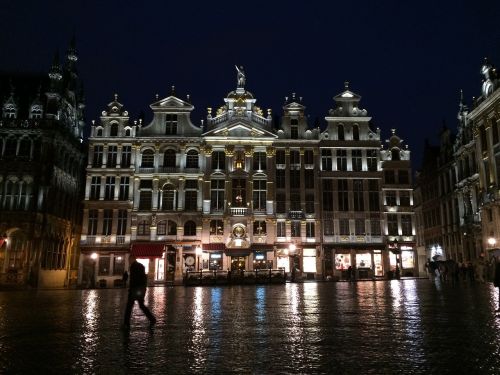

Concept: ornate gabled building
[[0, 39, 86, 288], [79, 68, 418, 286]]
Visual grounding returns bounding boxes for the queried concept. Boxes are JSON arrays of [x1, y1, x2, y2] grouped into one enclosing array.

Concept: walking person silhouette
[[123, 256, 156, 329]]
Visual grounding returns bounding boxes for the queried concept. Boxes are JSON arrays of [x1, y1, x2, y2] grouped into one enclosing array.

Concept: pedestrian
[[122, 270, 129, 288], [123, 256, 156, 329], [347, 266, 352, 281], [494, 257, 500, 312]]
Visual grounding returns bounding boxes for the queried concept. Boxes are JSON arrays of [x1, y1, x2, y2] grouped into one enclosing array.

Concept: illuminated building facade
[[79, 69, 417, 285]]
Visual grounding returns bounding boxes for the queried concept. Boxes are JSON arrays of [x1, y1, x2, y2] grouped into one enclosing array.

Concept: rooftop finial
[[344, 81, 349, 89], [171, 85, 175, 95], [155, 93, 159, 100], [114, 93, 118, 101]]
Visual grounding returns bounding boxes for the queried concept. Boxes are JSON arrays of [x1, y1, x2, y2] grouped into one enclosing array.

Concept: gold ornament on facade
[[266, 146, 276, 157], [244, 146, 253, 157], [225, 145, 235, 157], [202, 145, 213, 156], [254, 106, 263, 116], [216, 106, 226, 116]]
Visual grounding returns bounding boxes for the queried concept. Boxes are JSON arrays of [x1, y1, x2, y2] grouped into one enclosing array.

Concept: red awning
[[131, 243, 165, 258], [203, 243, 226, 251]]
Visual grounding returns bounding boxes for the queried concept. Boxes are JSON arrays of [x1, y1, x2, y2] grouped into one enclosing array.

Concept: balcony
[[230, 207, 248, 216]]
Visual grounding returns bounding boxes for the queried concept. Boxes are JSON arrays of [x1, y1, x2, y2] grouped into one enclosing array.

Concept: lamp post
[[90, 252, 97, 288], [195, 246, 203, 272], [289, 243, 296, 282]]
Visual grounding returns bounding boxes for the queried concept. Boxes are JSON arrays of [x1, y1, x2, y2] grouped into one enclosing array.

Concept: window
[[322, 179, 334, 211], [338, 179, 349, 211], [119, 177, 129, 200], [185, 180, 198, 211], [98, 256, 110, 276], [306, 222, 315, 238], [163, 149, 176, 168], [387, 214, 398, 235], [353, 179, 364, 211], [18, 138, 31, 159], [276, 193, 286, 213], [290, 193, 301, 211], [110, 123, 119, 136], [138, 220, 150, 236], [165, 114, 178, 135], [253, 179, 267, 211], [4, 181, 15, 209], [384, 170, 395, 184], [400, 191, 411, 206], [290, 170, 300, 188], [305, 194, 315, 213], [161, 184, 176, 210], [291, 221, 301, 237], [353, 125, 359, 141], [276, 169, 285, 188], [352, 150, 362, 172], [305, 170, 314, 188], [276, 150, 285, 165], [30, 105, 42, 119], [253, 152, 266, 171], [139, 190, 152, 210], [102, 209, 113, 235], [210, 179, 224, 211], [121, 146, 131, 167], [401, 215, 412, 236], [92, 145, 103, 167], [339, 219, 350, 236], [304, 150, 314, 165], [212, 151, 226, 170], [253, 221, 266, 235], [107, 146, 117, 167], [386, 191, 397, 206], [338, 125, 345, 140], [321, 149, 333, 171], [88, 209, 98, 235], [157, 221, 167, 235], [184, 220, 196, 236], [113, 256, 125, 276], [232, 179, 246, 206], [367, 149, 378, 171], [167, 220, 177, 235], [337, 150, 347, 171], [186, 150, 199, 168], [290, 150, 300, 166], [277, 221, 286, 237], [96, 128, 103, 136], [391, 148, 400, 161], [370, 218, 381, 236], [369, 180, 380, 211], [90, 177, 101, 200], [398, 170, 409, 184], [324, 219, 334, 235], [291, 119, 299, 139], [117, 210, 127, 235], [141, 149, 154, 168], [355, 219, 365, 235], [104, 176, 115, 200], [210, 220, 224, 235]]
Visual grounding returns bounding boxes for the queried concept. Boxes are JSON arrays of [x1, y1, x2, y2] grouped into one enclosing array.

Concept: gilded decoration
[[266, 146, 276, 157], [225, 145, 235, 157], [202, 145, 213, 156], [244, 146, 253, 157]]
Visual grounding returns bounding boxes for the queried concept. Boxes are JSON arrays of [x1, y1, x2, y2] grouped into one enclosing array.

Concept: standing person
[[494, 257, 500, 312], [123, 256, 156, 329]]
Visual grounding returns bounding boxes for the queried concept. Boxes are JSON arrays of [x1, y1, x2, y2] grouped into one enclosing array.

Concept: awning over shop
[[131, 242, 165, 257], [203, 243, 226, 251]]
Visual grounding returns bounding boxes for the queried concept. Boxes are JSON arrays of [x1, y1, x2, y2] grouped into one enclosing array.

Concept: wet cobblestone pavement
[[1, 279, 500, 374]]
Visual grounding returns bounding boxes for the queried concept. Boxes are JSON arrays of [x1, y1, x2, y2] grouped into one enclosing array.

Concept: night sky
[[1, 0, 500, 168]]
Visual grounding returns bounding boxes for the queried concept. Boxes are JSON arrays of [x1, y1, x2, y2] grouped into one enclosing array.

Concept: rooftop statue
[[235, 65, 246, 88]]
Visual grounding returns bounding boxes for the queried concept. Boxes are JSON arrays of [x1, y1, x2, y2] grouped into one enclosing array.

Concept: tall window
[[353, 125, 359, 140], [290, 150, 300, 167], [339, 219, 350, 236], [18, 138, 31, 159], [367, 149, 378, 171], [338, 125, 345, 140], [102, 209, 113, 235], [4, 181, 15, 209], [290, 170, 300, 188], [322, 179, 334, 211], [370, 218, 381, 236], [253, 221, 266, 235], [232, 179, 246, 206], [304, 150, 314, 165], [165, 114, 178, 135], [253, 152, 266, 171], [401, 215, 412, 235], [212, 151, 225, 170], [88, 209, 98, 235], [305, 170, 314, 188], [305, 194, 315, 213], [276, 150, 286, 165], [139, 191, 152, 210], [184, 180, 198, 211], [291, 221, 301, 237], [121, 146, 131, 167], [384, 170, 395, 184], [321, 149, 332, 171], [157, 221, 167, 235], [211, 179, 225, 211], [386, 190, 397, 206], [137, 220, 150, 236], [167, 220, 177, 235], [338, 179, 349, 211], [90, 177, 101, 200], [107, 146, 117, 167], [104, 176, 115, 200], [117, 209, 127, 235], [276, 193, 286, 213], [93, 145, 103, 167], [398, 170, 409, 184], [162, 184, 176, 211], [387, 214, 398, 235], [184, 220, 196, 236], [324, 219, 334, 235], [400, 191, 411, 206], [337, 150, 347, 171], [110, 123, 119, 136], [352, 150, 362, 172], [276, 170, 285, 188], [119, 177, 129, 200], [355, 219, 365, 235], [353, 179, 364, 211], [277, 221, 286, 237], [163, 149, 176, 168], [253, 179, 267, 211], [186, 150, 199, 168], [290, 193, 301, 210], [306, 222, 315, 238], [291, 119, 299, 139], [141, 149, 154, 168], [369, 180, 380, 211], [210, 220, 224, 235]]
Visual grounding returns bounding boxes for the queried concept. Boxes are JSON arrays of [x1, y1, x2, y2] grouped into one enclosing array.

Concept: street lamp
[[90, 252, 98, 288], [488, 236, 497, 248], [195, 246, 203, 271]]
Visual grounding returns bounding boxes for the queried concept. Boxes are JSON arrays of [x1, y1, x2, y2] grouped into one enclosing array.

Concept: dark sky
[[1, 0, 500, 168]]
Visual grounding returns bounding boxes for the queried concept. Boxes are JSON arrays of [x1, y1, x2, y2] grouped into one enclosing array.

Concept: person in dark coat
[[123, 256, 156, 328], [494, 257, 500, 312]]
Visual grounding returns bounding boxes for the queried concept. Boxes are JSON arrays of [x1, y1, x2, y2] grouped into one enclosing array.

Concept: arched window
[[352, 125, 359, 141], [338, 125, 345, 141], [4, 138, 17, 157], [161, 184, 176, 210], [163, 149, 176, 168], [96, 128, 103, 136], [141, 149, 154, 168], [125, 128, 131, 136], [157, 220, 167, 235], [110, 123, 119, 136], [18, 138, 31, 159], [184, 220, 196, 236], [391, 148, 400, 161], [167, 220, 177, 235], [186, 150, 199, 168]]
